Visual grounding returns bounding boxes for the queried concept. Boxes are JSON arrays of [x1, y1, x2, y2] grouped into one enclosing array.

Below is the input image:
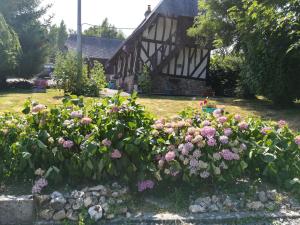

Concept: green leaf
[[22, 152, 32, 159], [37, 140, 47, 150], [262, 153, 277, 163], [86, 159, 93, 170], [240, 160, 248, 170]]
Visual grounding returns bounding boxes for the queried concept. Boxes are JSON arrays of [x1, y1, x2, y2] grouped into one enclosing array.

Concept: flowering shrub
[[150, 108, 300, 190], [1, 94, 300, 192], [0, 93, 154, 185]]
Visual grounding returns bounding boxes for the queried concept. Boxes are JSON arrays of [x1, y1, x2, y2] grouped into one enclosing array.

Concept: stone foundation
[[151, 75, 208, 96]]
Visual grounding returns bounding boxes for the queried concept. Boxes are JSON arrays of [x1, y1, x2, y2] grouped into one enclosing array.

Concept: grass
[[0, 89, 299, 131]]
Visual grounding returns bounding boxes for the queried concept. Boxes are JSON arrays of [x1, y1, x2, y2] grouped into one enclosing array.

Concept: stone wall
[[151, 75, 208, 96]]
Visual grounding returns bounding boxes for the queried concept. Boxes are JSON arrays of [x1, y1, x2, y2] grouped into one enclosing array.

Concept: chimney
[[144, 5, 151, 18]]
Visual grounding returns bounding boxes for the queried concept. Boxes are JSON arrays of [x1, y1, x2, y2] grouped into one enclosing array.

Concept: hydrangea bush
[[0, 94, 300, 192]]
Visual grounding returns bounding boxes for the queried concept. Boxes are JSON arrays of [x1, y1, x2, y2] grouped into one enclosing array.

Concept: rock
[[91, 191, 101, 197], [84, 196, 93, 208], [116, 199, 123, 204], [246, 201, 264, 211], [39, 209, 54, 220], [35, 195, 50, 206], [50, 192, 66, 210], [189, 205, 206, 213], [66, 209, 79, 221], [99, 196, 106, 204], [72, 198, 84, 210], [119, 206, 128, 214], [208, 204, 219, 212], [265, 202, 277, 211], [108, 198, 116, 205], [126, 212, 132, 218], [223, 196, 234, 210], [102, 203, 109, 212], [65, 203, 71, 210], [88, 205, 103, 221], [89, 185, 106, 193], [71, 190, 85, 199], [81, 187, 89, 192], [267, 190, 278, 201], [53, 210, 66, 221], [120, 187, 129, 195], [211, 195, 219, 204], [195, 196, 211, 206], [258, 191, 268, 203], [111, 192, 119, 198], [106, 214, 115, 219], [112, 182, 121, 189]]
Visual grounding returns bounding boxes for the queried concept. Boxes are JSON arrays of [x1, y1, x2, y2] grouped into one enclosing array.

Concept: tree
[[0, 0, 50, 79], [84, 18, 125, 40], [189, 0, 300, 106], [0, 14, 21, 87], [48, 20, 68, 62]]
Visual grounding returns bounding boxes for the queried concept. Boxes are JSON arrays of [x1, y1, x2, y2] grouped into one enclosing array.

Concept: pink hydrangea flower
[[261, 127, 272, 135], [213, 109, 222, 118], [32, 178, 48, 194], [218, 116, 228, 124], [102, 138, 112, 147], [71, 110, 83, 118], [168, 145, 176, 151], [185, 135, 193, 142], [278, 120, 287, 128], [192, 135, 203, 144], [193, 150, 202, 158], [109, 106, 119, 113], [202, 120, 211, 126], [189, 158, 199, 167], [165, 128, 174, 134], [63, 140, 74, 149], [200, 171, 210, 178], [200, 126, 216, 138], [240, 143, 247, 151], [224, 128, 233, 137], [234, 114, 242, 121], [219, 135, 229, 144], [187, 127, 196, 135], [32, 104, 46, 113], [207, 138, 217, 147], [220, 149, 239, 161], [81, 117, 92, 125], [138, 180, 155, 192], [111, 149, 122, 159], [238, 121, 249, 130], [213, 152, 221, 160], [165, 151, 176, 162], [295, 136, 300, 146]]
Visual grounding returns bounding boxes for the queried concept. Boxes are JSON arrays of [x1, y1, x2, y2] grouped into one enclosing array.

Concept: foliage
[[84, 18, 125, 40], [0, 13, 21, 86], [138, 66, 152, 94], [189, 0, 300, 106], [0, 93, 154, 185], [54, 52, 106, 97], [0, 0, 50, 79], [48, 21, 69, 62], [208, 53, 244, 97], [1, 95, 300, 192]]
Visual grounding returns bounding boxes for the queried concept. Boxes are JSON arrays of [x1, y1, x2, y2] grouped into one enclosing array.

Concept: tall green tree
[[0, 0, 50, 78], [48, 20, 68, 62], [0, 14, 21, 87], [189, 0, 300, 106], [84, 18, 125, 40]]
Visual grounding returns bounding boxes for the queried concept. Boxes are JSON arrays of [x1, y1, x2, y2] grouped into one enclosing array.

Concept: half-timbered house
[[107, 0, 211, 95]]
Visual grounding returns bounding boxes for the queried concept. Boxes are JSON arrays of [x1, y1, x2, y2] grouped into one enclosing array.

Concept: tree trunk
[[0, 76, 7, 89]]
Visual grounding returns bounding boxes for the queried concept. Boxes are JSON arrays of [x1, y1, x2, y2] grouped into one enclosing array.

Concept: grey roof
[[109, 0, 198, 61], [65, 35, 123, 60], [155, 0, 198, 17]]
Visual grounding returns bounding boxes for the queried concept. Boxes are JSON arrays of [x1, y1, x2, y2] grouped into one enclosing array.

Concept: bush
[[1, 95, 300, 192], [138, 66, 151, 94], [53, 53, 107, 97]]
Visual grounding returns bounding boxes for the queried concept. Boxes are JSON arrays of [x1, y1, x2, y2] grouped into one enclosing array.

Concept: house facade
[[107, 0, 211, 95]]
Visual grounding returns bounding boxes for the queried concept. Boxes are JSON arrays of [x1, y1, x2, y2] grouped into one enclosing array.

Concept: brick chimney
[[144, 5, 151, 18]]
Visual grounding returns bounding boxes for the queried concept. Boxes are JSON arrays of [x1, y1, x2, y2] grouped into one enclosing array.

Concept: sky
[[42, 0, 161, 36]]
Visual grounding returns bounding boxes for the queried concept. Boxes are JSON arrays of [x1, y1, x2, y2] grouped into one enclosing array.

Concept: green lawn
[[0, 89, 299, 131]]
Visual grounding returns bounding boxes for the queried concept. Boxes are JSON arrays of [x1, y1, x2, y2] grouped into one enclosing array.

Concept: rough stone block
[[0, 195, 34, 225]]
